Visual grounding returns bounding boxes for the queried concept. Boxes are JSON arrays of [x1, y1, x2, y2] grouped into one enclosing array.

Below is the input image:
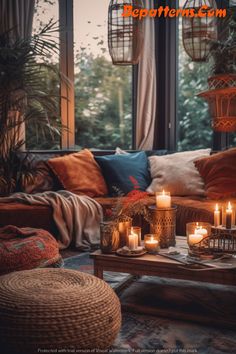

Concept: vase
[[100, 221, 120, 254]]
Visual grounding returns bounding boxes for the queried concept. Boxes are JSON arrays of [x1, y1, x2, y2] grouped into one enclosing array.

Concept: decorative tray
[[116, 247, 146, 257]]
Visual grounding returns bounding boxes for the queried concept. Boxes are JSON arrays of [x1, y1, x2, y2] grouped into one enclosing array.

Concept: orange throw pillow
[[194, 148, 236, 199], [47, 149, 108, 197]]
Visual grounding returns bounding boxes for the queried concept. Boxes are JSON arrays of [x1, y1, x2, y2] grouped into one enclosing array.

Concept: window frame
[[36, 0, 231, 152], [59, 0, 75, 149], [153, 0, 178, 151]]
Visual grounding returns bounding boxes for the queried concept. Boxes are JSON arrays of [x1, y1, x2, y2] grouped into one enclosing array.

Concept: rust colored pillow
[[194, 148, 236, 199], [47, 149, 108, 197]]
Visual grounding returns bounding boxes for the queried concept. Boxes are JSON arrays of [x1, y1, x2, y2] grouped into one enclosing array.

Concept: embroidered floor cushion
[[0, 225, 61, 275]]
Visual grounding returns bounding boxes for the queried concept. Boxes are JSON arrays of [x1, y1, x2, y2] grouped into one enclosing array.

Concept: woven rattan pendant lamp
[[182, 0, 217, 62], [108, 0, 144, 65]]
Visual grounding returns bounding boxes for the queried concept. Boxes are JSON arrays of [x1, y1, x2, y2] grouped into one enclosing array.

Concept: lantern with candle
[[147, 204, 177, 248], [144, 234, 160, 254], [186, 222, 211, 248]]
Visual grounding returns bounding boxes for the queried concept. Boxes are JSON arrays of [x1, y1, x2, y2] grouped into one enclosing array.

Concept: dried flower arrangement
[[103, 176, 150, 223]]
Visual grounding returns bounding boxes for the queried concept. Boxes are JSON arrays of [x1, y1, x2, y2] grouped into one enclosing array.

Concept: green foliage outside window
[[178, 31, 213, 151], [74, 50, 132, 150]]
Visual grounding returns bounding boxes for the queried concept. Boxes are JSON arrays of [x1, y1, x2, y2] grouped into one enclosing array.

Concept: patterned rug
[[63, 253, 236, 353]]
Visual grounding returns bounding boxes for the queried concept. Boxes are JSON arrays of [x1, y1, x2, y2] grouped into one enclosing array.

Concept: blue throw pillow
[[95, 151, 151, 196]]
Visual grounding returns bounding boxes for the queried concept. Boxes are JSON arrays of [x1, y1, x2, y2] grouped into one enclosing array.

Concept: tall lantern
[[108, 0, 144, 65], [182, 0, 217, 62]]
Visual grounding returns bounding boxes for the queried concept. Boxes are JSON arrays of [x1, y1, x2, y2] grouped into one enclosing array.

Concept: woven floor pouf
[[0, 268, 121, 353]]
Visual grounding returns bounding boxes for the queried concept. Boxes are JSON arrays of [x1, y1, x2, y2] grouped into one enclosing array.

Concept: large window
[[28, 0, 235, 151], [177, 0, 213, 151], [73, 0, 132, 150]]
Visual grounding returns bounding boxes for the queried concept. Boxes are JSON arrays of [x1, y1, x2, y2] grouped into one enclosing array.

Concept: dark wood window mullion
[[154, 0, 177, 151], [59, 0, 75, 149], [132, 64, 138, 149]]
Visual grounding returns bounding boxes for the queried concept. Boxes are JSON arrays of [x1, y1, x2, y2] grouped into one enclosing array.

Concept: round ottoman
[[0, 268, 121, 353], [0, 225, 61, 275]]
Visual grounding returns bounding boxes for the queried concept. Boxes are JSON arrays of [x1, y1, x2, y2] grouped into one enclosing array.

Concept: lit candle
[[156, 190, 171, 209], [188, 232, 203, 246], [144, 236, 159, 253], [128, 233, 138, 250], [226, 202, 232, 229], [214, 204, 220, 227], [130, 226, 141, 246], [195, 225, 208, 238]]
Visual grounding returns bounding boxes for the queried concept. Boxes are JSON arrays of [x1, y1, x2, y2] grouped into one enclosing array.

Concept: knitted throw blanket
[[0, 191, 103, 250]]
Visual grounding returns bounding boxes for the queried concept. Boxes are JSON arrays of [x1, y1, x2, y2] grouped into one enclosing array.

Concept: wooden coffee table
[[90, 236, 236, 290]]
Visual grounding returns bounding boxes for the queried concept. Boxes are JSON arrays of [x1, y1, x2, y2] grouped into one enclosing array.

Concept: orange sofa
[[0, 195, 218, 238], [0, 150, 229, 241]]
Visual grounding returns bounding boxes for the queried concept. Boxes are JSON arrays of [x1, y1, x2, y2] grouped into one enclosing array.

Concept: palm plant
[[0, 20, 66, 195]]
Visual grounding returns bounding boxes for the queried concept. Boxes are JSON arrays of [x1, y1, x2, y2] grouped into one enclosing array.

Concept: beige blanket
[[0, 191, 103, 250]]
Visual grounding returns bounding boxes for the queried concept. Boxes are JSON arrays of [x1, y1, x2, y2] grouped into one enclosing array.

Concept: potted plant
[[0, 21, 66, 195], [198, 8, 236, 132]]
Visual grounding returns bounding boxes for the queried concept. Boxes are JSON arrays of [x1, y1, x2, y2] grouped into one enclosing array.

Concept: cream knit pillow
[[147, 149, 211, 196]]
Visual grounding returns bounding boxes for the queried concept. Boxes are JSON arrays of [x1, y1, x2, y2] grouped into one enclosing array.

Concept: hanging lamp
[[182, 0, 217, 62], [108, 0, 144, 65]]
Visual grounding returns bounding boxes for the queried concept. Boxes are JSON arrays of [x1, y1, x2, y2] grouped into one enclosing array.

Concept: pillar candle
[[214, 204, 220, 227], [128, 233, 138, 250], [156, 190, 171, 209], [226, 202, 232, 229]]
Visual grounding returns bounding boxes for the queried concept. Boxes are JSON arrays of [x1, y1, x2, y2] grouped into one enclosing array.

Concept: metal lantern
[[108, 0, 144, 65], [182, 0, 217, 62]]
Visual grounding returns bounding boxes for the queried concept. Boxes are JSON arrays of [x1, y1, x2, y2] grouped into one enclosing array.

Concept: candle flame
[[196, 222, 199, 227], [215, 203, 219, 212], [228, 201, 232, 211], [162, 190, 165, 195], [151, 236, 154, 242]]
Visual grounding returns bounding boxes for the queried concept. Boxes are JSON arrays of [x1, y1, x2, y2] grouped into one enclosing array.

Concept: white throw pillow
[[147, 149, 211, 196], [115, 147, 129, 155]]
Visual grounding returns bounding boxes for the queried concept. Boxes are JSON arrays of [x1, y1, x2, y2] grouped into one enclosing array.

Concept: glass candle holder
[[144, 234, 160, 254], [129, 226, 141, 246], [100, 221, 120, 254], [155, 191, 171, 209], [186, 222, 211, 247], [118, 218, 132, 247]]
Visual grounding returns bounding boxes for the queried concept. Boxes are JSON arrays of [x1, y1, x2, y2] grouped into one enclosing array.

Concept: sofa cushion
[[194, 147, 236, 199], [95, 151, 151, 196], [147, 149, 211, 196], [19, 153, 60, 194], [47, 149, 108, 198]]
